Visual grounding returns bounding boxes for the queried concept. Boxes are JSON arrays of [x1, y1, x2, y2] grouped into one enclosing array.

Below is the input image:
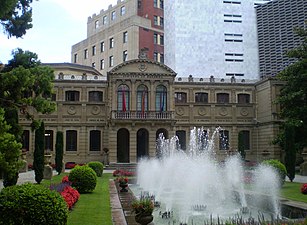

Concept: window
[[156, 85, 167, 111], [136, 85, 148, 112], [123, 50, 128, 62], [160, 0, 164, 9], [74, 53, 77, 63], [223, 0, 241, 4], [65, 91, 80, 101], [103, 16, 107, 25], [154, 16, 158, 25], [22, 130, 30, 151], [153, 33, 158, 44], [238, 94, 250, 103], [123, 31, 128, 43], [195, 92, 208, 103], [100, 59, 105, 70], [217, 93, 229, 103], [160, 35, 164, 45], [117, 84, 130, 111], [120, 6, 125, 16], [219, 130, 229, 150], [111, 11, 116, 20], [45, 130, 53, 152], [109, 37, 114, 48], [66, 130, 77, 151], [84, 49, 88, 59], [95, 20, 99, 29], [176, 130, 186, 150], [92, 45, 96, 56], [100, 41, 105, 52], [153, 52, 158, 61], [154, 0, 158, 7], [175, 92, 187, 103], [89, 91, 103, 102], [160, 53, 164, 63], [109, 56, 114, 67], [238, 130, 250, 151], [160, 17, 164, 27], [90, 130, 101, 151]]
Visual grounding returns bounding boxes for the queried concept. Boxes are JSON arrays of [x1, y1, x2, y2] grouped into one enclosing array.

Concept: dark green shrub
[[68, 165, 97, 193], [87, 161, 104, 177], [0, 183, 68, 225], [34, 121, 45, 184], [55, 131, 64, 175], [262, 159, 287, 185]]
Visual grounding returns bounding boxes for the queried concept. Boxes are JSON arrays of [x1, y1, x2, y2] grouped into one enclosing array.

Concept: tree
[[34, 121, 44, 184], [275, 23, 307, 178], [55, 131, 64, 175], [0, 108, 22, 187], [0, 0, 34, 38], [0, 49, 56, 185]]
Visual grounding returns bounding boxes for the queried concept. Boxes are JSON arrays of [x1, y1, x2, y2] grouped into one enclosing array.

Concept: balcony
[[111, 111, 174, 120]]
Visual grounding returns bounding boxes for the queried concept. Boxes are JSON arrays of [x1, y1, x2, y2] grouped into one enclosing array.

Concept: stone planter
[[119, 183, 128, 192], [135, 213, 153, 225], [43, 154, 53, 180]]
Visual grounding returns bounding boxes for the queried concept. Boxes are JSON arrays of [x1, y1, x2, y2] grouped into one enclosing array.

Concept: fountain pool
[[133, 127, 281, 224]]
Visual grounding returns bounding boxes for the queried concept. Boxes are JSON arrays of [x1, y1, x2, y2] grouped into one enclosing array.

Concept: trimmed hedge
[[262, 159, 287, 185], [0, 183, 68, 225], [87, 161, 104, 177], [68, 165, 97, 193]]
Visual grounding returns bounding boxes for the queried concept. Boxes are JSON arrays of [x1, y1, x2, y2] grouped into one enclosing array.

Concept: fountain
[[133, 127, 281, 224]]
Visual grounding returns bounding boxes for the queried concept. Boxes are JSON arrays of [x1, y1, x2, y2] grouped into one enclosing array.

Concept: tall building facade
[[71, 0, 164, 76], [256, 0, 307, 77], [164, 0, 271, 79]]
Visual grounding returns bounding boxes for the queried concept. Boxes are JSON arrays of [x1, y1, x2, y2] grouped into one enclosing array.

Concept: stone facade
[[19, 59, 284, 165]]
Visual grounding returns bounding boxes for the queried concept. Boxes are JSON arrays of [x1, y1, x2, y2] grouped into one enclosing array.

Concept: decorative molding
[[67, 106, 76, 115]]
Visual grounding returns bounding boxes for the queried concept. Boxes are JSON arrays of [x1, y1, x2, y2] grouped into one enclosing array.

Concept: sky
[[0, 0, 118, 64]]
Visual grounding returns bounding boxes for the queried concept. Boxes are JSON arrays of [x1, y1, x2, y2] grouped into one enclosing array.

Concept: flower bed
[[301, 183, 307, 195], [113, 169, 135, 177], [50, 175, 80, 209]]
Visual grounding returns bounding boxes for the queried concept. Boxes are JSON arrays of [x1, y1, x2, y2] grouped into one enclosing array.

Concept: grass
[[280, 182, 307, 203], [42, 172, 113, 225]]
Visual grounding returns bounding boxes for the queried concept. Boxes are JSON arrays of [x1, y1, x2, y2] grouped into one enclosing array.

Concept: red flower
[[301, 183, 307, 194]]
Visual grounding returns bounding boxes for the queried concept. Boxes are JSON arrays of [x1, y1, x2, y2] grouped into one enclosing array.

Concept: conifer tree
[[34, 121, 45, 184], [55, 131, 64, 175]]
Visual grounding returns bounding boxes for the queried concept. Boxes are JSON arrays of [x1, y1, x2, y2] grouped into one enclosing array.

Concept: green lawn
[[280, 182, 307, 203], [42, 172, 113, 225]]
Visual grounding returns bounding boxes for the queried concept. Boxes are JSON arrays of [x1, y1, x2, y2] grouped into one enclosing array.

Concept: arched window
[[217, 93, 229, 103], [89, 91, 103, 102], [155, 85, 167, 111], [65, 91, 80, 101], [195, 92, 208, 103], [90, 130, 101, 151], [117, 84, 130, 111], [237, 94, 250, 104], [66, 130, 77, 151], [136, 85, 148, 112]]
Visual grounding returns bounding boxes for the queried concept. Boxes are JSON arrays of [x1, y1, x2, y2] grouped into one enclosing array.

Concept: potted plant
[[117, 176, 129, 192], [132, 198, 154, 225]]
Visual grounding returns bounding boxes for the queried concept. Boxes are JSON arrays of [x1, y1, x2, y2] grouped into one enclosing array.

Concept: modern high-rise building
[[71, 0, 164, 76], [256, 0, 307, 77], [164, 0, 271, 79]]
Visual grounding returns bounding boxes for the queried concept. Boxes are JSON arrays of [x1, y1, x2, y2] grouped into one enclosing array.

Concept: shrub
[[301, 184, 307, 195], [87, 161, 104, 177], [68, 165, 97, 193], [262, 159, 287, 185], [0, 183, 68, 225]]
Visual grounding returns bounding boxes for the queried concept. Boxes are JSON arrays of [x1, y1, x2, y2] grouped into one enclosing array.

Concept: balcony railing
[[111, 111, 174, 120]]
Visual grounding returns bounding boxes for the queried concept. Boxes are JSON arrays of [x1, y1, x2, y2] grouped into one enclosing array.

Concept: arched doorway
[[117, 128, 130, 163], [156, 128, 168, 158], [156, 128, 168, 140], [137, 128, 149, 161]]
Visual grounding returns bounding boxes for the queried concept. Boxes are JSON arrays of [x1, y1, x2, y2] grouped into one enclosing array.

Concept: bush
[[87, 161, 104, 177], [0, 183, 68, 225], [262, 159, 287, 185], [301, 184, 307, 194], [68, 165, 97, 193]]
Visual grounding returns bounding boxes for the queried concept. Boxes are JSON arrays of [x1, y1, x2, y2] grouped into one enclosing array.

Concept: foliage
[[68, 165, 97, 193], [112, 169, 135, 177], [50, 176, 80, 210], [0, 183, 68, 225], [34, 121, 45, 184], [87, 161, 104, 177], [55, 131, 64, 175], [132, 198, 154, 215], [301, 184, 307, 195], [262, 159, 287, 185], [0, 0, 34, 38], [275, 23, 307, 155], [0, 108, 22, 187]]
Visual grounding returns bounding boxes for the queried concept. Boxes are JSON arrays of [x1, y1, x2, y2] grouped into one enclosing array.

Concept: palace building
[[20, 55, 284, 165]]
